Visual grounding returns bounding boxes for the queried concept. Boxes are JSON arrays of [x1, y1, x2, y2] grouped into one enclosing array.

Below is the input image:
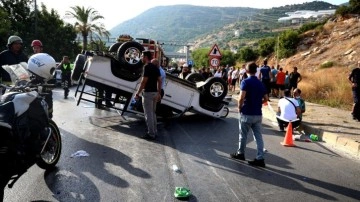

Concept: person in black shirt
[[135, 50, 161, 140], [349, 61, 360, 121], [289, 66, 302, 94], [0, 35, 28, 84]]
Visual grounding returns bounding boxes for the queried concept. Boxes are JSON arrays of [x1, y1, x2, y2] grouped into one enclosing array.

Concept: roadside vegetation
[[0, 0, 107, 61]]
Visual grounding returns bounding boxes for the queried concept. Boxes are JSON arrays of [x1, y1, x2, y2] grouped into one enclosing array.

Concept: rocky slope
[[273, 17, 360, 71]]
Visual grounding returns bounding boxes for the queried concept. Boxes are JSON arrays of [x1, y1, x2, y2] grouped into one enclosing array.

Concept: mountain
[[109, 5, 260, 43], [109, 1, 339, 51]]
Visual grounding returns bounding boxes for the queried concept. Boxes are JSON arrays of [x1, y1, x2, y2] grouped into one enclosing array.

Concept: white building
[[278, 10, 336, 24]]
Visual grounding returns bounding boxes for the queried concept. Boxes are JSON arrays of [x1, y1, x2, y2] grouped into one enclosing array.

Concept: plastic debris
[[174, 187, 191, 199], [71, 150, 90, 158], [310, 134, 319, 141]]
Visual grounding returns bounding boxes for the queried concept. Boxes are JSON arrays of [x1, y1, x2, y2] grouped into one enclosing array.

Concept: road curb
[[231, 94, 360, 157]]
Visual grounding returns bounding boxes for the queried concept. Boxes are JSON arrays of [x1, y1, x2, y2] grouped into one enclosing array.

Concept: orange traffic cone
[[281, 122, 296, 147]]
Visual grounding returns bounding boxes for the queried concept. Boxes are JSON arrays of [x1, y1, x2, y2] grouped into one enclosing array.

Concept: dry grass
[[298, 67, 353, 110]]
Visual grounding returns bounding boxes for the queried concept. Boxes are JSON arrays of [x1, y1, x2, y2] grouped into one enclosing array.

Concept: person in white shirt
[[230, 67, 239, 92], [276, 89, 301, 131], [213, 67, 222, 78]]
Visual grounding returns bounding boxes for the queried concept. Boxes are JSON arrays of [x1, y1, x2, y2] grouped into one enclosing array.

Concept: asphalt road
[[3, 87, 360, 202]]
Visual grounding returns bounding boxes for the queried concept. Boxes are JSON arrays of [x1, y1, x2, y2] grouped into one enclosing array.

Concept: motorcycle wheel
[[36, 119, 62, 170]]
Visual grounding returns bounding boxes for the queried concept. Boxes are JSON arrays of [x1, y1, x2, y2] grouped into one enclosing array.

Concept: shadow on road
[[43, 128, 151, 202]]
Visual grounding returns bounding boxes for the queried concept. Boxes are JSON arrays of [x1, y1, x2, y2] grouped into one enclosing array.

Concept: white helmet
[[28, 53, 56, 81]]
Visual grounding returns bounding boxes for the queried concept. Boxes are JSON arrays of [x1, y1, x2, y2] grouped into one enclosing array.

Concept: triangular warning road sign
[[208, 44, 222, 57]]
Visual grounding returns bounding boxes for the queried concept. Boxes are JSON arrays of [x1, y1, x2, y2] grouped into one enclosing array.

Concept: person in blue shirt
[[230, 62, 269, 167], [258, 59, 271, 98]]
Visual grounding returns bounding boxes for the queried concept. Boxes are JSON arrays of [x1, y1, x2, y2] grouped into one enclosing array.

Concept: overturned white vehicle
[[72, 37, 229, 118]]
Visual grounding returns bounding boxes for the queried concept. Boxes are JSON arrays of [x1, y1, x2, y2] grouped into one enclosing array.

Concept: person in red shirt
[[276, 67, 286, 98]]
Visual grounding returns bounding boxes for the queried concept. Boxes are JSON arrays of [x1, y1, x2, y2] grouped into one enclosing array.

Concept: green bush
[[238, 47, 258, 62], [335, 5, 350, 16], [278, 30, 300, 58], [298, 22, 325, 33], [257, 37, 276, 57]]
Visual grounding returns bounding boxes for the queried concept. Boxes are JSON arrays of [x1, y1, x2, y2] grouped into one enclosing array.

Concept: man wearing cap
[[0, 35, 28, 83], [178, 63, 190, 79], [135, 50, 162, 140], [31, 39, 43, 54]]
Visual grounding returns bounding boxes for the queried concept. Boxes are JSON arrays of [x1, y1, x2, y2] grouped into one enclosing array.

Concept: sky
[[37, 0, 347, 30]]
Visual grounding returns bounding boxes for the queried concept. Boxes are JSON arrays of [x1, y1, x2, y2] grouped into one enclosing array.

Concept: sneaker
[[230, 152, 245, 160], [141, 133, 156, 140], [248, 159, 265, 167]]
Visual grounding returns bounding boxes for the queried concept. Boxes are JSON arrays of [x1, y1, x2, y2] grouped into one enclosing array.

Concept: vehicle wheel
[[36, 119, 62, 170], [72, 54, 86, 81], [185, 73, 205, 83], [108, 42, 122, 52], [117, 41, 144, 72], [220, 106, 229, 118], [202, 77, 228, 102]]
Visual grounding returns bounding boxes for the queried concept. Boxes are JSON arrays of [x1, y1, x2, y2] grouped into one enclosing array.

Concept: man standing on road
[[135, 51, 162, 140], [230, 62, 268, 167], [349, 61, 360, 121], [57, 56, 72, 99]]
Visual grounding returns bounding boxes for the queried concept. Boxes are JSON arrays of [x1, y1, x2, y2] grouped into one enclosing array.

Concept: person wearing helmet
[[31, 39, 43, 54], [57, 56, 73, 99], [0, 35, 28, 84]]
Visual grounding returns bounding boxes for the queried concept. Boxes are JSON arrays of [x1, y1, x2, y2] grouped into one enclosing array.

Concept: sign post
[[208, 44, 222, 68]]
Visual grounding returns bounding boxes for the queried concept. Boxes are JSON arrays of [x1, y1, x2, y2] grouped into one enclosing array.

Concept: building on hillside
[[278, 10, 336, 25]]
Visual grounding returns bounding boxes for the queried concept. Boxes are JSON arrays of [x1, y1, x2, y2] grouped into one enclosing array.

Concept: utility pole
[[34, 0, 38, 37]]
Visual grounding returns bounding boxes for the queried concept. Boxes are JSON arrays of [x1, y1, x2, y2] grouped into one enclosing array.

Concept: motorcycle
[[0, 53, 62, 201]]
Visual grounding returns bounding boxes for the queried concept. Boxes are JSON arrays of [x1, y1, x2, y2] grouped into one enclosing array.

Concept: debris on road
[[71, 150, 90, 158]]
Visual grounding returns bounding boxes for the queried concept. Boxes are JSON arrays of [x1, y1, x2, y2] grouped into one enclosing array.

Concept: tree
[[191, 48, 211, 67], [66, 6, 110, 50], [238, 47, 258, 62], [220, 50, 236, 66], [278, 30, 300, 58], [349, 0, 360, 14], [257, 37, 276, 57], [32, 4, 80, 60], [0, 8, 12, 47], [0, 0, 32, 50]]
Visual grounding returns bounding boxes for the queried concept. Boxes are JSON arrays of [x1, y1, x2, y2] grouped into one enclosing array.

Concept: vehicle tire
[[220, 106, 229, 118], [185, 73, 205, 83], [36, 119, 62, 170], [117, 41, 144, 72], [202, 77, 228, 102], [108, 42, 122, 52], [72, 54, 86, 81]]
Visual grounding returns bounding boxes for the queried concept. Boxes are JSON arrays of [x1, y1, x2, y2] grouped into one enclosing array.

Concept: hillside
[[265, 17, 360, 109], [110, 5, 260, 43], [109, 1, 338, 51]]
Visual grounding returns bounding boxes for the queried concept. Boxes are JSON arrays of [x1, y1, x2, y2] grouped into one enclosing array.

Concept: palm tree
[[66, 6, 110, 50]]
